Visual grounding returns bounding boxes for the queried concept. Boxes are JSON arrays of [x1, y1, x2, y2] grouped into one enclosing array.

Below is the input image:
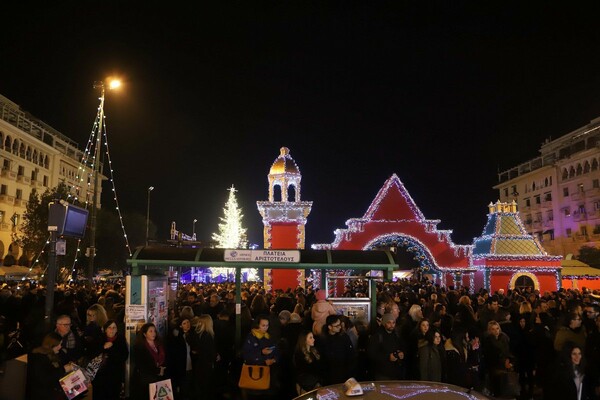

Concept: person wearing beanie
[[367, 313, 406, 380], [311, 290, 336, 336]]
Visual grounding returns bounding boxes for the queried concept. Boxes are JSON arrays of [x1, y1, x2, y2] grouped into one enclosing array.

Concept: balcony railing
[[571, 191, 584, 201], [0, 169, 17, 180], [16, 175, 31, 184], [0, 194, 15, 204], [587, 187, 600, 198]]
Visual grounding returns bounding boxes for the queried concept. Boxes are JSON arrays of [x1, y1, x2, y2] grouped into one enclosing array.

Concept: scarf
[[59, 330, 77, 350], [145, 340, 165, 367], [251, 329, 270, 340]]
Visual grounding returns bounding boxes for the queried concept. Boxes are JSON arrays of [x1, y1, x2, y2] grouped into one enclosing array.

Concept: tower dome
[[269, 147, 300, 176]]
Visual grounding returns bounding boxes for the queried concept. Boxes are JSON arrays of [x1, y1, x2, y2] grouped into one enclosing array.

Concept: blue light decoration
[[365, 234, 436, 273]]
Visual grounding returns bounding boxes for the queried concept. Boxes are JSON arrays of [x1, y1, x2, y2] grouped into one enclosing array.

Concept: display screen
[[62, 205, 88, 238]]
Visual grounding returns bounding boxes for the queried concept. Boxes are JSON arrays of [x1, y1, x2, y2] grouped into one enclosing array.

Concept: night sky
[[3, 2, 600, 249]]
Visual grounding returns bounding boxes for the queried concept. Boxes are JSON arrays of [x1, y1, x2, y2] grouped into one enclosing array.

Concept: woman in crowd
[[512, 314, 536, 400], [250, 293, 269, 319], [454, 295, 479, 338], [83, 303, 108, 361], [293, 330, 323, 395], [444, 329, 470, 388], [92, 319, 129, 400], [407, 318, 430, 379], [166, 315, 196, 400], [191, 314, 217, 398], [242, 315, 281, 395], [418, 329, 445, 382], [547, 343, 599, 400], [26, 332, 75, 399], [133, 323, 167, 400]]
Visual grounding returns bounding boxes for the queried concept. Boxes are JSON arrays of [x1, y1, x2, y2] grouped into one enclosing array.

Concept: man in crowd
[[367, 313, 406, 380], [54, 314, 83, 366], [317, 314, 357, 385]]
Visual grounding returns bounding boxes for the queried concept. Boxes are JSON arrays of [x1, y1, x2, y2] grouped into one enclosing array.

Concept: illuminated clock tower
[[257, 147, 312, 291]]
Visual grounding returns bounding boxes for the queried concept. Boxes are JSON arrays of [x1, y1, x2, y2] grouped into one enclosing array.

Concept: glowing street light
[[193, 218, 198, 240]]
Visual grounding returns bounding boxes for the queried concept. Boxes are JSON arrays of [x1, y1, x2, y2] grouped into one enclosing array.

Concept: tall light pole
[[193, 218, 197, 240], [146, 186, 154, 245], [87, 79, 121, 283]]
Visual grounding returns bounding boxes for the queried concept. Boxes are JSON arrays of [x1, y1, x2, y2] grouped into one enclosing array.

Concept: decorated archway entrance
[[313, 174, 473, 288]]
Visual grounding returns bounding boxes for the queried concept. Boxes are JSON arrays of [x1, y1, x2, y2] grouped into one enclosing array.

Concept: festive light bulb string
[[100, 116, 133, 256], [23, 234, 51, 280], [67, 101, 132, 281]]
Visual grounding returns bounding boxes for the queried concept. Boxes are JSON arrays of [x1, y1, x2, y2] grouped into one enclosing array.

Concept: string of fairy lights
[[62, 94, 132, 280], [21, 234, 52, 281]]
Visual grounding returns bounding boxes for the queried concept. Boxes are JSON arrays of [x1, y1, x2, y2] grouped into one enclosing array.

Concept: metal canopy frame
[[126, 246, 405, 348]]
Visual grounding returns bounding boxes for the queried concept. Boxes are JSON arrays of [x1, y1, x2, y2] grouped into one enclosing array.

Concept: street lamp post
[[146, 186, 154, 245], [87, 79, 120, 283], [193, 218, 197, 240]]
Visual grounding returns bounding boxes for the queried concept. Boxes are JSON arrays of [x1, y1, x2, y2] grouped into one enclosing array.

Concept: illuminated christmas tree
[[212, 185, 248, 248]]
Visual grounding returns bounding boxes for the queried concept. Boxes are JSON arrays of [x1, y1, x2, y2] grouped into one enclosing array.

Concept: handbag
[[238, 363, 270, 390], [83, 353, 106, 381]]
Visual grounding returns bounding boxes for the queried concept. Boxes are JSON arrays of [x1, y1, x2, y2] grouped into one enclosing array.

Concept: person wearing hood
[[311, 290, 336, 336]]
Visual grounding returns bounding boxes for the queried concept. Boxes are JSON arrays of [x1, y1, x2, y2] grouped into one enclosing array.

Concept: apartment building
[[0, 94, 101, 263], [494, 117, 600, 258]]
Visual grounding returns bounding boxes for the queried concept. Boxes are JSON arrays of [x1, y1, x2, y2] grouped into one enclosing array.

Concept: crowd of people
[[1, 277, 600, 400]]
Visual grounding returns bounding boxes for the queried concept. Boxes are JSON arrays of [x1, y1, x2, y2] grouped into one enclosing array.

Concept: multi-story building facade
[[0, 94, 101, 264], [494, 117, 600, 257]]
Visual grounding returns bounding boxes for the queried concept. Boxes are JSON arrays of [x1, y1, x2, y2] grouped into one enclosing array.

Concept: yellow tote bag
[[238, 363, 270, 390]]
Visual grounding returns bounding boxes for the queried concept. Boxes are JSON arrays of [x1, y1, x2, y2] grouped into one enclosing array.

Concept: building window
[[579, 205, 586, 215], [544, 192, 552, 201], [595, 201, 600, 210], [579, 183, 585, 192], [504, 188, 509, 198], [581, 226, 588, 236], [43, 175, 48, 186], [594, 179, 599, 188], [17, 165, 24, 176], [16, 189, 22, 200], [566, 228, 572, 237], [2, 159, 9, 170], [0, 185, 6, 195], [564, 208, 571, 217], [525, 198, 531, 207], [511, 185, 518, 196], [564, 187, 569, 197], [0, 210, 4, 223], [535, 195, 541, 204]]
